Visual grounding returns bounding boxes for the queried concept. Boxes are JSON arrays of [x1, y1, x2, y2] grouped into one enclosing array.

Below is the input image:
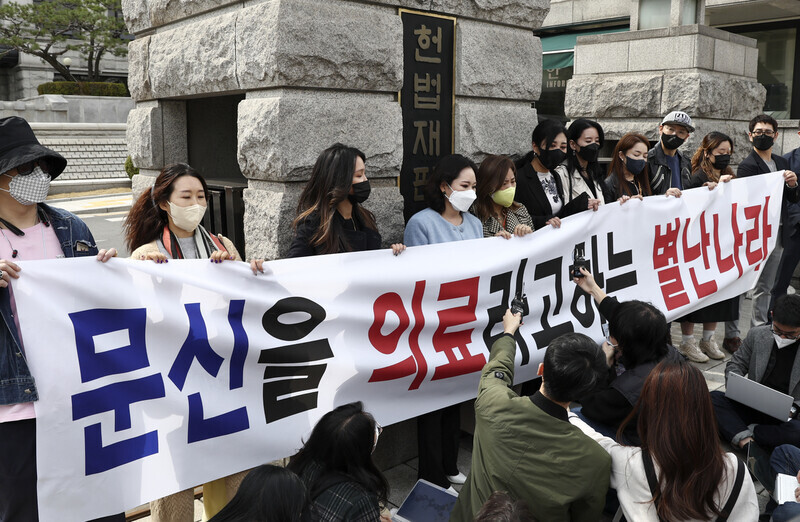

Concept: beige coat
[[130, 234, 241, 261]]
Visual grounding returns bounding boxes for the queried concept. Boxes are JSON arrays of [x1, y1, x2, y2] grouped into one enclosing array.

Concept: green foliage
[[124, 156, 139, 179], [37, 81, 128, 96], [0, 0, 129, 83]]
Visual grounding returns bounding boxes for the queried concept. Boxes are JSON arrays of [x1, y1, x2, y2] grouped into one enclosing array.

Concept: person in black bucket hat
[[0, 116, 122, 521]]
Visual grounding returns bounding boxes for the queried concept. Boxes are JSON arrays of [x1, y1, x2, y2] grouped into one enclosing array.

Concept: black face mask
[[753, 134, 774, 151], [349, 180, 371, 204], [661, 133, 686, 150], [712, 154, 731, 171], [577, 143, 600, 163], [625, 157, 647, 176], [538, 149, 566, 170]]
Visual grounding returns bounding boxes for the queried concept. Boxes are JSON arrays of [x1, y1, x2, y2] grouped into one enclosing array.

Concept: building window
[[740, 27, 796, 119], [638, 0, 671, 30]]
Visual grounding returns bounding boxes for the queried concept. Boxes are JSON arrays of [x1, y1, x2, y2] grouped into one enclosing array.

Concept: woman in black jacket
[[288, 143, 403, 257], [515, 119, 592, 230], [571, 267, 680, 444]]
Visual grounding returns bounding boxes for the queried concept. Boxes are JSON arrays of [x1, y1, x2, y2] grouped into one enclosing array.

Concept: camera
[[510, 289, 529, 318], [569, 245, 590, 279]]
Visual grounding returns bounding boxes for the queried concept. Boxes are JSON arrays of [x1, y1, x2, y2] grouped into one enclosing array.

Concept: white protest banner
[[14, 172, 783, 521]]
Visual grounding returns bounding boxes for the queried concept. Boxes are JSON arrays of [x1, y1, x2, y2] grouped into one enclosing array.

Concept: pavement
[[47, 191, 132, 215], [50, 192, 773, 521]]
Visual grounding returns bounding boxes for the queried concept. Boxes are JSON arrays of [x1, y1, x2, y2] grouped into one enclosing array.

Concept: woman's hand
[[665, 187, 682, 198], [546, 217, 561, 228], [572, 266, 608, 305], [495, 230, 512, 240], [601, 341, 616, 368], [391, 243, 406, 256], [250, 258, 265, 275], [0, 259, 21, 288], [141, 252, 168, 263], [210, 250, 235, 263], [704, 182, 718, 191], [96, 248, 117, 263], [720, 174, 733, 183], [588, 199, 602, 212], [618, 194, 643, 205], [513, 224, 533, 237]]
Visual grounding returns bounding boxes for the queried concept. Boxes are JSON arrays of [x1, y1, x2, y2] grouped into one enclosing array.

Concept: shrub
[[37, 81, 129, 97], [125, 156, 139, 179]]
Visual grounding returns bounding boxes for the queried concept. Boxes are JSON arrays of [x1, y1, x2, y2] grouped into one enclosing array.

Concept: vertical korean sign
[[399, 10, 456, 222]]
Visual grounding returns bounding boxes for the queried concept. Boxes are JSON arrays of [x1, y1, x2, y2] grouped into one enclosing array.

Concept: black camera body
[[569, 245, 590, 278], [510, 290, 529, 317]]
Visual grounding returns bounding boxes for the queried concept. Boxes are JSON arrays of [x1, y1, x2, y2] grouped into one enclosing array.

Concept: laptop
[[726, 372, 795, 422], [392, 479, 458, 522]]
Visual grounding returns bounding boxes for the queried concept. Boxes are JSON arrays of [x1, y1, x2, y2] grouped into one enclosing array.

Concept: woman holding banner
[[555, 118, 610, 207], [404, 154, 483, 491], [123, 163, 246, 521], [472, 154, 534, 238], [284, 143, 404, 258], [125, 163, 241, 264], [604, 133, 656, 200], [677, 132, 736, 363]]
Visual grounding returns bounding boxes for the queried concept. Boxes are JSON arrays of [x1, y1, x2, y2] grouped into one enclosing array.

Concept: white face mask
[[167, 201, 207, 232], [446, 184, 477, 213], [2, 166, 50, 205], [774, 334, 797, 349]]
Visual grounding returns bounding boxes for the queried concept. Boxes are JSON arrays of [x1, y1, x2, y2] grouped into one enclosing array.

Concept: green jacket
[[450, 334, 610, 522]]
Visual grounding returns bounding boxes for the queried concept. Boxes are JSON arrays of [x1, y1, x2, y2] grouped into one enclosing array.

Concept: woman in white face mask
[[404, 154, 483, 248], [403, 154, 483, 494], [124, 163, 240, 264]]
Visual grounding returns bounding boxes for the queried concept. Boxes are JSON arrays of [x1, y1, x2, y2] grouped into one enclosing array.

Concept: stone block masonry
[[123, 0, 548, 262], [32, 123, 129, 181]]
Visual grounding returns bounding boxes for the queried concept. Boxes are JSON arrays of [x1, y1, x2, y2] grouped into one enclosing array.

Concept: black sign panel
[[399, 10, 456, 222]]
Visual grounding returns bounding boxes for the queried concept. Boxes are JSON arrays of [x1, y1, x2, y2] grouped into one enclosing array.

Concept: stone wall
[[123, 0, 548, 261], [31, 123, 130, 187], [0, 95, 134, 123], [565, 24, 765, 165]]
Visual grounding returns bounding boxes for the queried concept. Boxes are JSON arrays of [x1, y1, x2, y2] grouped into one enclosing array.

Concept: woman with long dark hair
[[472, 155, 534, 238], [555, 118, 609, 207], [124, 163, 244, 521], [208, 465, 311, 522], [677, 132, 737, 363], [404, 154, 482, 491], [514, 119, 593, 230], [605, 133, 657, 200], [288, 402, 389, 522], [571, 359, 758, 521], [124, 163, 240, 263], [287, 143, 403, 257]]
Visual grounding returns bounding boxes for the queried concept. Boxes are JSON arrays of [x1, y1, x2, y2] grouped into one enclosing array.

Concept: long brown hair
[[124, 163, 208, 252], [619, 359, 727, 520], [473, 155, 520, 222], [294, 143, 377, 254], [607, 133, 653, 196], [691, 132, 735, 183]]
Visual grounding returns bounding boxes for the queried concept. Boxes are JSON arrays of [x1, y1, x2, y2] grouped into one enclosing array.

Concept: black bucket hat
[[0, 116, 66, 179]]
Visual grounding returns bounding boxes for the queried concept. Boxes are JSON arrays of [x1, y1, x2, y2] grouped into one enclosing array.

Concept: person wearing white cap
[[647, 111, 694, 197]]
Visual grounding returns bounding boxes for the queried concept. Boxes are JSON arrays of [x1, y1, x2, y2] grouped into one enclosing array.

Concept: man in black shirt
[[711, 294, 800, 453]]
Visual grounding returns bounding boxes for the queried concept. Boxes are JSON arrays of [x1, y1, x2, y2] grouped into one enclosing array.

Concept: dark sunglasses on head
[[14, 160, 50, 176]]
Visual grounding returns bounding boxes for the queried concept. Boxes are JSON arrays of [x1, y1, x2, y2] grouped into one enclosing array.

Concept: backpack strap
[[716, 458, 745, 522], [641, 451, 667, 522]]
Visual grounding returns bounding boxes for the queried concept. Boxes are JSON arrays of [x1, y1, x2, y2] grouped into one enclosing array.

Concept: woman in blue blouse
[[404, 154, 483, 491]]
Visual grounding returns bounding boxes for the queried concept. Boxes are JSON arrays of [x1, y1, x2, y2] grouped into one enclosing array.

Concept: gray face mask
[[1, 166, 51, 205]]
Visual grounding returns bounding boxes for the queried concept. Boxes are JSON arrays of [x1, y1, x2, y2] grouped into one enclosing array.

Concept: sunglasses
[[13, 160, 50, 176]]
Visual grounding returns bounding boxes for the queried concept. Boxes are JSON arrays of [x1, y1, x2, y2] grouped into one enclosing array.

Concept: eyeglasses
[[605, 336, 618, 348], [751, 130, 776, 137], [771, 325, 800, 340], [13, 160, 50, 176]]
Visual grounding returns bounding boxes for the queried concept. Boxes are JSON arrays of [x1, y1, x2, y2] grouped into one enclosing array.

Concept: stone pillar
[[122, 0, 548, 260], [565, 23, 764, 164]]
